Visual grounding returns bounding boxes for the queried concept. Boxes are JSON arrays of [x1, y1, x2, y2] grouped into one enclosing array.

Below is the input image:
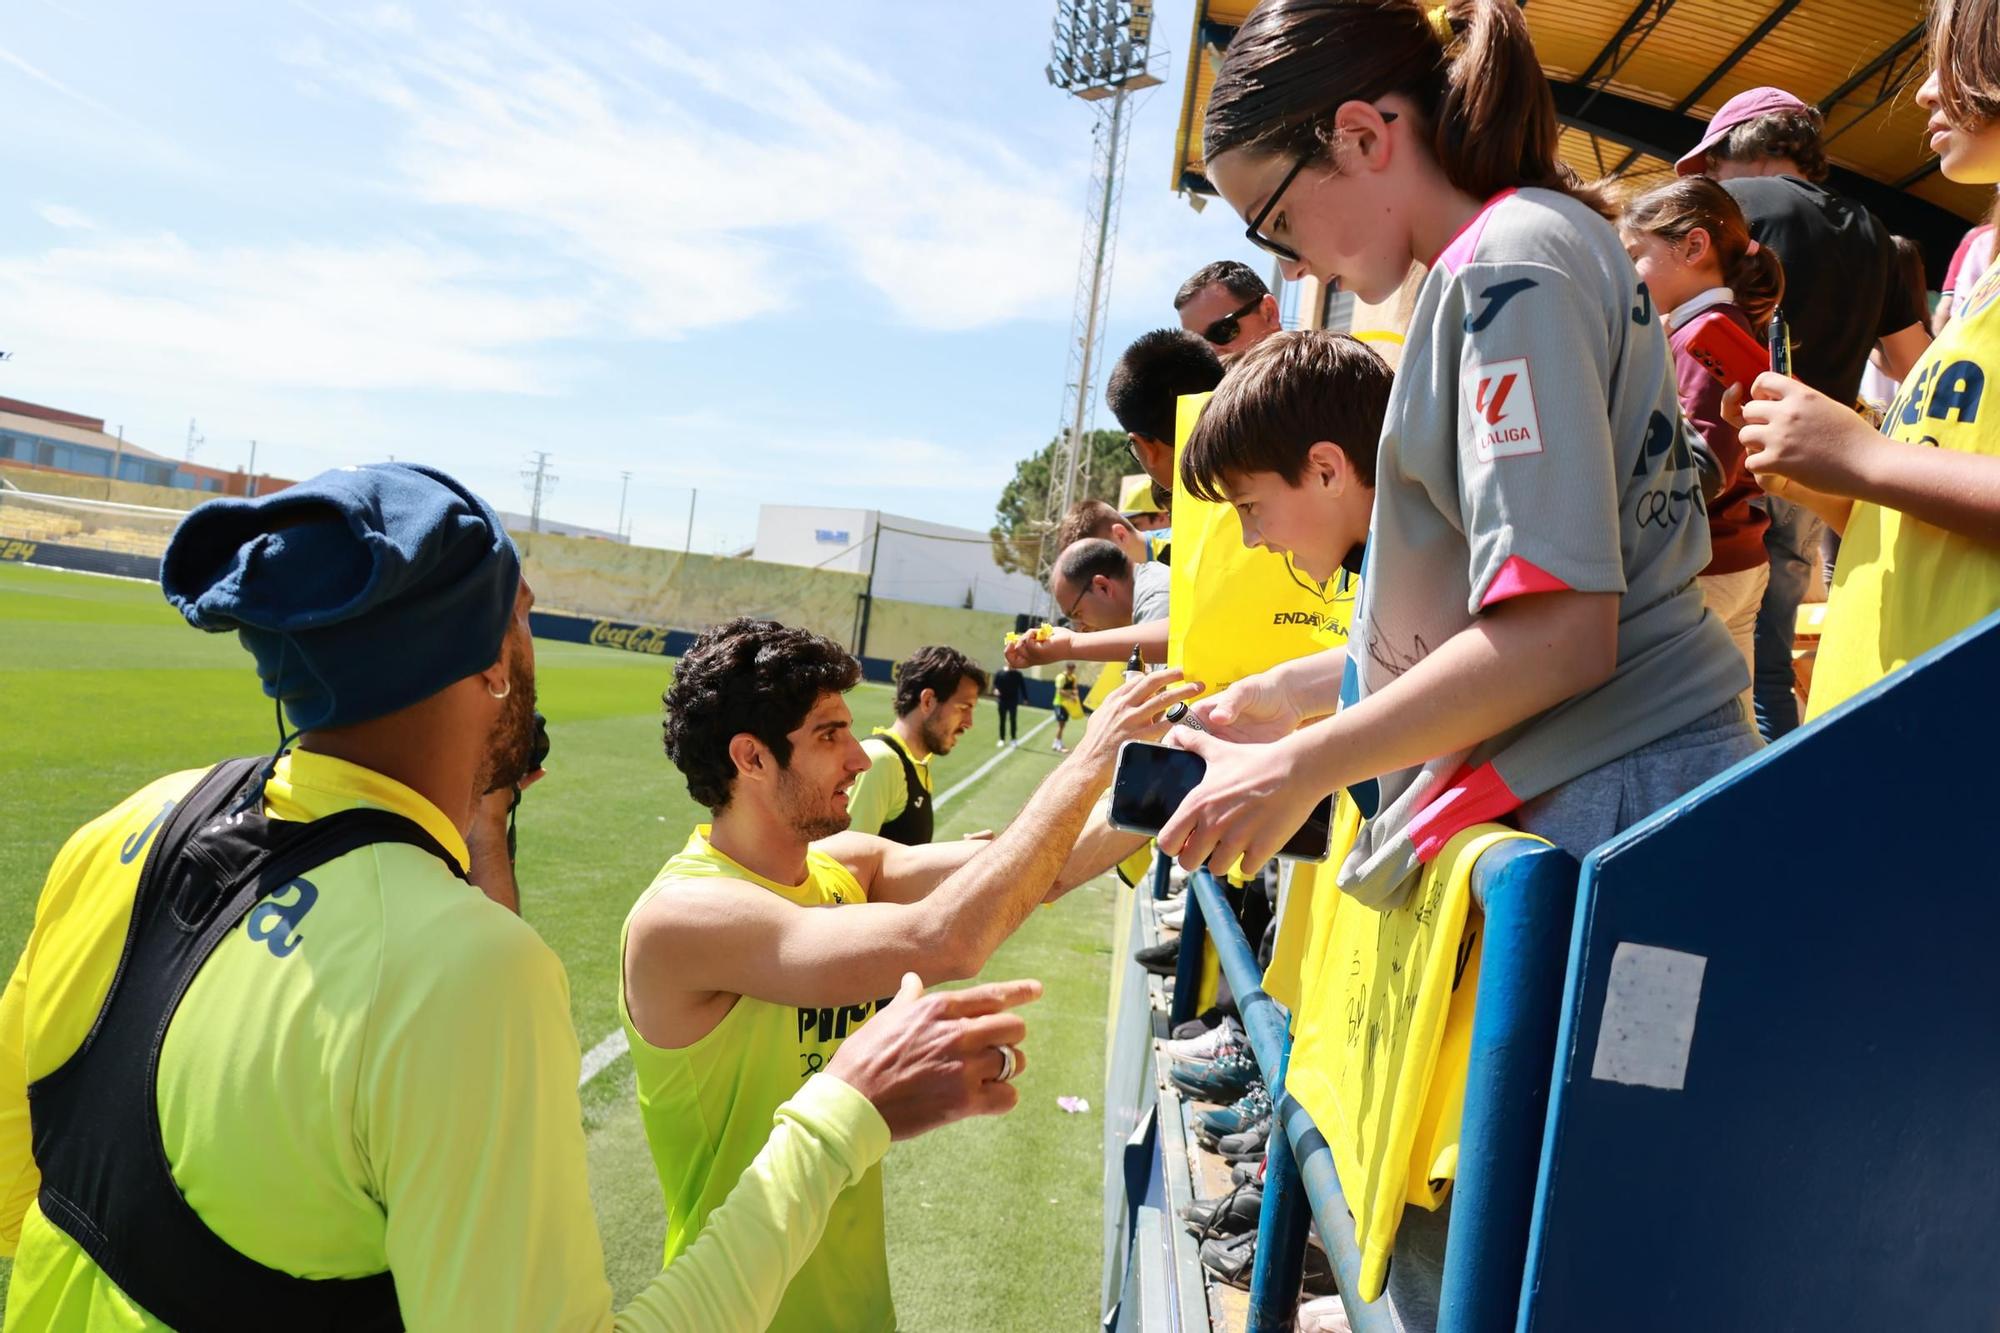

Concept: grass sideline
[[0, 562, 1111, 1329]]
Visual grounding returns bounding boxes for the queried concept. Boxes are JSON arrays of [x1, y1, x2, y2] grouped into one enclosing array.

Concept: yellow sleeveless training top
[[620, 827, 895, 1332], [1810, 264, 2000, 718]]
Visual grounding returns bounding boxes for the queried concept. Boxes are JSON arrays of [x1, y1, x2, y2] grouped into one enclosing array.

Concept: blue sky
[[0, 0, 1269, 553]]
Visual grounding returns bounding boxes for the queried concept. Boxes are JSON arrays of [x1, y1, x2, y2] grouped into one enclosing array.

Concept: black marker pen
[[1766, 307, 1791, 379]]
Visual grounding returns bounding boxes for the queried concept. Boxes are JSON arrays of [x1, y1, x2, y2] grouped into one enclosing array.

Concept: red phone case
[[1682, 309, 1770, 393]]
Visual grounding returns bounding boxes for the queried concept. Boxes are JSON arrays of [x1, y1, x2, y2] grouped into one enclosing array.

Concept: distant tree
[[989, 429, 1132, 577]]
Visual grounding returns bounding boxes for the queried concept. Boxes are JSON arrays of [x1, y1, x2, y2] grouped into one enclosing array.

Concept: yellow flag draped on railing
[[1277, 816, 1548, 1302]]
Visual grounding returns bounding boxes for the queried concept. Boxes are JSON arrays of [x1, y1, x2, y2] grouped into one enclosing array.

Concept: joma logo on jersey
[[1464, 357, 1544, 461]]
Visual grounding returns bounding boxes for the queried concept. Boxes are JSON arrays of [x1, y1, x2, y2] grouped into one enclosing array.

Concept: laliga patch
[[1465, 357, 1544, 462]]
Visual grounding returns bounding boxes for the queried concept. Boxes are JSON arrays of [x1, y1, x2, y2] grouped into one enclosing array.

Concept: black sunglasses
[[1242, 111, 1397, 264], [1199, 295, 1265, 347]]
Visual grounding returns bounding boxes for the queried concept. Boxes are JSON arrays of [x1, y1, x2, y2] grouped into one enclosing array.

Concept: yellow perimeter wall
[[514, 532, 1017, 669], [3, 467, 1021, 670]]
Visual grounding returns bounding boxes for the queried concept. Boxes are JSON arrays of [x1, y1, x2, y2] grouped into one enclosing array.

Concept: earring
[[489, 680, 511, 700]]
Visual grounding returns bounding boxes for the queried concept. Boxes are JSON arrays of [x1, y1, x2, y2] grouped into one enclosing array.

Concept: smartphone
[[1108, 740, 1334, 863], [1682, 309, 1769, 396]]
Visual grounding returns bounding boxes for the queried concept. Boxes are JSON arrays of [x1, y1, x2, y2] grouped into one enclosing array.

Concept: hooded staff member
[[0, 463, 1041, 1333]]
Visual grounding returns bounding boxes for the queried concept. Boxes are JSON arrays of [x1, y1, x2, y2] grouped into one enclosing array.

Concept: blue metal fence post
[[1168, 870, 1206, 1029], [1437, 844, 1579, 1333], [1150, 847, 1173, 900], [1245, 1045, 1310, 1331]]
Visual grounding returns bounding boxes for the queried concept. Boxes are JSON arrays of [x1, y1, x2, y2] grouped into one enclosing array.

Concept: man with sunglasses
[[1174, 260, 1281, 359]]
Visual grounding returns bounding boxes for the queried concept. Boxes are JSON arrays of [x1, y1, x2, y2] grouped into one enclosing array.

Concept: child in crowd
[[1621, 176, 1786, 695], [1164, 0, 1754, 894], [1739, 0, 2000, 720], [1173, 330, 1389, 738]]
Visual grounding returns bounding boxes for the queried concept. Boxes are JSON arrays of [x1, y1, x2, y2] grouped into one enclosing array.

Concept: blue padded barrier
[[1519, 608, 2000, 1331]]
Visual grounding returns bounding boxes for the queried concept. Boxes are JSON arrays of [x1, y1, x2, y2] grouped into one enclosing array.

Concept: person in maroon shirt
[[1622, 176, 1787, 706]]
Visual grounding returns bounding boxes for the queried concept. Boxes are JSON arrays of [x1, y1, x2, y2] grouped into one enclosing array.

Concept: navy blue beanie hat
[[161, 463, 521, 732]]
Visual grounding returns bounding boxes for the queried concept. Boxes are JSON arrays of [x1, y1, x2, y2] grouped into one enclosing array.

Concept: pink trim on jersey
[[1480, 554, 1571, 608], [1408, 761, 1524, 864], [1432, 188, 1519, 275]]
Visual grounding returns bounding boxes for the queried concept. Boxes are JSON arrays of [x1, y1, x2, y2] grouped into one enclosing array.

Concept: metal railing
[[1164, 841, 1577, 1333]]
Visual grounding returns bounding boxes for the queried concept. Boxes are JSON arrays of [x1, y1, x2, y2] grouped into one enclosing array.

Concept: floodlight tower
[[1037, 1, 1161, 591]]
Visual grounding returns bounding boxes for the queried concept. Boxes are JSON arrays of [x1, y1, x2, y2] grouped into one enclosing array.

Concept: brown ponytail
[[1623, 176, 1786, 332], [1203, 0, 1611, 218]]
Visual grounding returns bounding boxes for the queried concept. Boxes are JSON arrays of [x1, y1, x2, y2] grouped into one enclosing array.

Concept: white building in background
[[752, 505, 1040, 616]]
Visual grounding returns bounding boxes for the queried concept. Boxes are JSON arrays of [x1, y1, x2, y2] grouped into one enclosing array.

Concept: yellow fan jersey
[[1810, 264, 2000, 718]]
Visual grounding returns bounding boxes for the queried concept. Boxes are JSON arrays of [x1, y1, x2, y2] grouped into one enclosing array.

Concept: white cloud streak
[[307, 15, 1088, 332]]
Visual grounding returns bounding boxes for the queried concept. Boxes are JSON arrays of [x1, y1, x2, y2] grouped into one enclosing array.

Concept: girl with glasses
[[1163, 0, 1755, 933], [1158, 3, 1760, 1324]]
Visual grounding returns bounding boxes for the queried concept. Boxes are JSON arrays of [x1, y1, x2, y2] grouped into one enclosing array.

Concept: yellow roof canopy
[[1173, 0, 1985, 271]]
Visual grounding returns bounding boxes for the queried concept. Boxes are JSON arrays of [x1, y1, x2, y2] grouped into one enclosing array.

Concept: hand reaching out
[[826, 972, 1041, 1140]]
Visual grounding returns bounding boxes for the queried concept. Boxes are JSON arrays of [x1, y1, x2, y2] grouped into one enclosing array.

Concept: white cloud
[[0, 10, 1109, 424], [34, 204, 97, 231], [0, 233, 585, 393], [0, 39, 121, 122], [302, 15, 1090, 332]]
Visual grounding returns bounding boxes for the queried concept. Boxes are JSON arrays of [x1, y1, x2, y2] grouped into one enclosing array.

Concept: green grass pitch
[[0, 561, 1115, 1330]]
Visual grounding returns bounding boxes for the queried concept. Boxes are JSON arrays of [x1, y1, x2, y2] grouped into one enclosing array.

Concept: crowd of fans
[[2, 0, 1997, 1330], [997, 0, 2000, 1326]]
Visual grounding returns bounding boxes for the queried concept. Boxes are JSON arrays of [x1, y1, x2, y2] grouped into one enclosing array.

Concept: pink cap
[[1675, 86, 1812, 176]]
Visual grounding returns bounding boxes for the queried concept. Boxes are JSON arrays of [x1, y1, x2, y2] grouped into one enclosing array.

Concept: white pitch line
[[935, 713, 1055, 809], [577, 710, 1058, 1090], [579, 1029, 630, 1088]]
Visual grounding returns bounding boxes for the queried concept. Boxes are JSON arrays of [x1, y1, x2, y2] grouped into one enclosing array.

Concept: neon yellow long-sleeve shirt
[[0, 750, 888, 1332]]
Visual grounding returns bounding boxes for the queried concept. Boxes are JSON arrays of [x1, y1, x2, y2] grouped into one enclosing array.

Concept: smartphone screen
[[1108, 741, 1333, 863]]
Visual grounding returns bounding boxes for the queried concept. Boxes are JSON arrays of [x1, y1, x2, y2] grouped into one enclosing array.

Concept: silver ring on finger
[[995, 1044, 1020, 1083]]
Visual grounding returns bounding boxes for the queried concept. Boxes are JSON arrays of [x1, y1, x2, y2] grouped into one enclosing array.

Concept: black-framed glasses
[[1241, 112, 1396, 263], [1064, 579, 1095, 622], [1199, 295, 1264, 347]]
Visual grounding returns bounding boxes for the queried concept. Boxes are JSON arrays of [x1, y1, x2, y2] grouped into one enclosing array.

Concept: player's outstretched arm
[[629, 672, 1201, 1012]]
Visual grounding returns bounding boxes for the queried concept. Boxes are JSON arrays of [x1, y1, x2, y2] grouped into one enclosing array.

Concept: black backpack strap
[[29, 757, 469, 1333]]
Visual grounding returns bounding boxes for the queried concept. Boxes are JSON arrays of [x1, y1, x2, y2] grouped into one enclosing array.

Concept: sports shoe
[[1163, 1017, 1242, 1061], [1170, 1046, 1258, 1102], [1199, 1227, 1337, 1293], [1170, 1005, 1232, 1042], [996, 739, 1007, 748], [1230, 1159, 1265, 1186], [1158, 903, 1185, 931], [1216, 1116, 1272, 1163], [1052, 739, 1066, 752], [1133, 938, 1181, 977], [1196, 1081, 1271, 1139], [1180, 1181, 1262, 1241], [1198, 1230, 1259, 1288]]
